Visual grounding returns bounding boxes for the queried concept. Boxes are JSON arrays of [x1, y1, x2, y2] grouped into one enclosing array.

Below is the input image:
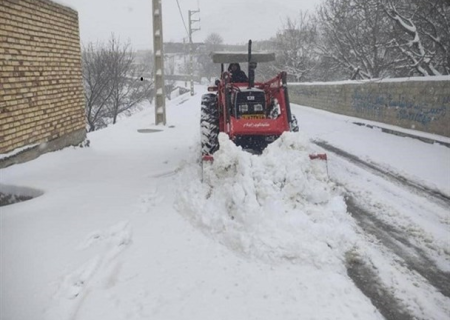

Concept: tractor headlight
[[239, 104, 249, 112], [254, 104, 263, 112]]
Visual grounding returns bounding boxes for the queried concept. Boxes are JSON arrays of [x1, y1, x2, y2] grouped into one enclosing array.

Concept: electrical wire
[[175, 0, 189, 37]]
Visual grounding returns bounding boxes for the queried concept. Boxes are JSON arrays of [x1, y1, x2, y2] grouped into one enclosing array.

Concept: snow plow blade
[[309, 153, 329, 177], [204, 154, 326, 162], [309, 153, 327, 161], [202, 155, 214, 162]]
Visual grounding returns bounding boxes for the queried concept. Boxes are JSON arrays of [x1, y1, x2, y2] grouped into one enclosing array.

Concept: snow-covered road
[[1, 87, 449, 320]]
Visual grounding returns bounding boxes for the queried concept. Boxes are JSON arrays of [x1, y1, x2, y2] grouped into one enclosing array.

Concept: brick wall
[[0, 0, 85, 161], [288, 78, 450, 137]]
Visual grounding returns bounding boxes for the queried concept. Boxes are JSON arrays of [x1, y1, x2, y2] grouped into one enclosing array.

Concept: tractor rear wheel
[[201, 95, 219, 156]]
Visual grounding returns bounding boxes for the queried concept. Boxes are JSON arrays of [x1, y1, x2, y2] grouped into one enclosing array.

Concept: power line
[[175, 0, 189, 37]]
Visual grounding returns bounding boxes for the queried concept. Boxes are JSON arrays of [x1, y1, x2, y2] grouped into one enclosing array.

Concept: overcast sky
[[59, 0, 323, 50]]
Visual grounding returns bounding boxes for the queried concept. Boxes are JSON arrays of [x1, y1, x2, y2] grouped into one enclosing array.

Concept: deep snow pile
[[177, 132, 359, 271]]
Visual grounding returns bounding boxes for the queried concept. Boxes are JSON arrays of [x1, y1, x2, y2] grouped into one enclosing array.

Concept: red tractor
[[201, 40, 299, 160]]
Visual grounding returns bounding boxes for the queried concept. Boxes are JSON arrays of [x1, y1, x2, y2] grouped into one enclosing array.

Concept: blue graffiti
[[352, 89, 447, 126], [296, 88, 317, 97], [352, 91, 389, 119]]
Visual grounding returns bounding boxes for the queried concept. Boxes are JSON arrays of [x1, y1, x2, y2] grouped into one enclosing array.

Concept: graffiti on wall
[[294, 87, 318, 98], [352, 91, 388, 119], [352, 89, 447, 126]]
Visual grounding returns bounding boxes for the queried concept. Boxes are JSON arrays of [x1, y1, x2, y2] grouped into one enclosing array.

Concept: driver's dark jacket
[[231, 70, 248, 83]]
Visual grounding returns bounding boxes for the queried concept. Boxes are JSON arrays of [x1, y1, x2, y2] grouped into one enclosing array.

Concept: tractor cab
[[211, 48, 275, 89], [200, 40, 299, 158]]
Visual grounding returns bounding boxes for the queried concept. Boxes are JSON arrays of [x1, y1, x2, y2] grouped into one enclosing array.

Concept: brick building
[[0, 0, 86, 167]]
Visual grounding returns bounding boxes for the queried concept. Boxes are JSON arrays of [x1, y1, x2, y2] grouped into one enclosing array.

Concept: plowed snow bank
[[177, 132, 359, 271]]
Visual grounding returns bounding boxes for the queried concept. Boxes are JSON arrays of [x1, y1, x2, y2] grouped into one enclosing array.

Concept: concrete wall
[[288, 78, 450, 137], [0, 0, 86, 165]]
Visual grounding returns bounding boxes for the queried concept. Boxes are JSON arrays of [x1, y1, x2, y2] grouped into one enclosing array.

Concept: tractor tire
[[290, 115, 299, 132], [201, 95, 219, 156]]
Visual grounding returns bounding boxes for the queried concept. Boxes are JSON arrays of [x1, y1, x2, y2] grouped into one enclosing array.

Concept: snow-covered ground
[[1, 87, 449, 320]]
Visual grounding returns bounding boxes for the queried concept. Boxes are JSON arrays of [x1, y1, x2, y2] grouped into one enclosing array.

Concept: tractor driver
[[228, 63, 248, 83]]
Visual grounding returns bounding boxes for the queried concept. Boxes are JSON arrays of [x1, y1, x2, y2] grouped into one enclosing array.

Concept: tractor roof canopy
[[211, 52, 275, 64]]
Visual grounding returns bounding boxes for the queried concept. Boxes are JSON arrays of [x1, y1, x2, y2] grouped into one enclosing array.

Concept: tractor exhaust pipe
[[248, 40, 255, 88], [281, 71, 293, 125]]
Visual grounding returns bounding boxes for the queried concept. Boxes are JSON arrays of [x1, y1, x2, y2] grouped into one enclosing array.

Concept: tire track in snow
[[313, 140, 450, 207], [345, 256, 415, 320], [312, 140, 450, 296], [312, 141, 450, 317], [346, 197, 450, 298]]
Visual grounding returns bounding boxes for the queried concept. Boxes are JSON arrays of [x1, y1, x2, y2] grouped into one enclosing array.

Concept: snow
[[393, 15, 417, 35], [0, 143, 39, 160], [1, 87, 449, 319], [156, 106, 164, 114], [178, 132, 357, 269]]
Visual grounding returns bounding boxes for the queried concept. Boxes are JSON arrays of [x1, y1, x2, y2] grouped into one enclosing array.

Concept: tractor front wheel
[[290, 115, 299, 132], [200, 95, 219, 156]]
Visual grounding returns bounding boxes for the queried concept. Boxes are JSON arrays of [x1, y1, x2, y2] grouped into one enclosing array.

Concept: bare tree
[[82, 35, 154, 131], [205, 33, 224, 51], [82, 43, 114, 132], [274, 13, 318, 82], [252, 39, 278, 81], [198, 33, 224, 80], [105, 36, 153, 124], [135, 50, 156, 104]]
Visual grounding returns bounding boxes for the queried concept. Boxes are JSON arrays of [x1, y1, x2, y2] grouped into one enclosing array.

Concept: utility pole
[[152, 0, 165, 125], [188, 9, 200, 96]]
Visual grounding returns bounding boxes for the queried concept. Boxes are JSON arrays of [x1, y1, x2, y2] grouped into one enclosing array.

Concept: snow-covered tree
[[317, 0, 400, 79], [383, 0, 449, 76]]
